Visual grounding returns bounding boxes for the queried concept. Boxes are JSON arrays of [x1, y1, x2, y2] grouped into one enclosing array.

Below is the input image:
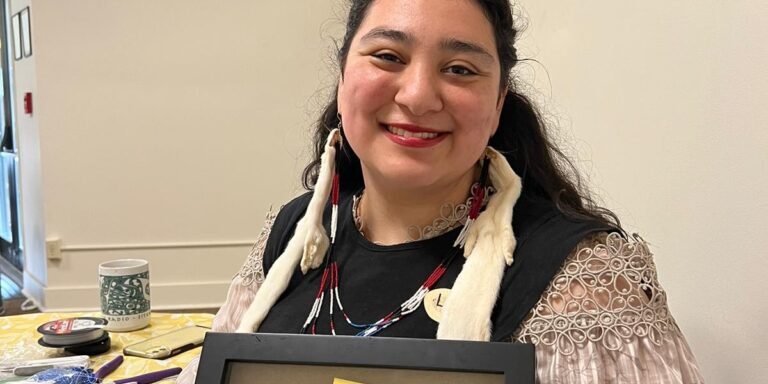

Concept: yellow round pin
[[424, 288, 451, 323]]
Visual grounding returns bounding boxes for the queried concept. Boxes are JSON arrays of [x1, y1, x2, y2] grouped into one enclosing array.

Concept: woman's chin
[[360, 157, 474, 192], [365, 169, 453, 192]]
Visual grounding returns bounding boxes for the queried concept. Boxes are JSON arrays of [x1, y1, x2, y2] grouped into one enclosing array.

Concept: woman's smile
[[383, 123, 447, 148]]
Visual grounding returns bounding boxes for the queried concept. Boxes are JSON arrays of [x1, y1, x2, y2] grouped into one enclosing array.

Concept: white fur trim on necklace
[[236, 129, 341, 333], [236, 143, 523, 341], [436, 147, 522, 341]]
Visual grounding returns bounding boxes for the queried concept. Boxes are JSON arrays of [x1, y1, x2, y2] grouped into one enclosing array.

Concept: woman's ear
[[496, 87, 508, 112], [490, 88, 508, 136]]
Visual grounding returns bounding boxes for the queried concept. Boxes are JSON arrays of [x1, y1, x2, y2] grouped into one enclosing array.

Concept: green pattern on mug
[[100, 271, 151, 316]]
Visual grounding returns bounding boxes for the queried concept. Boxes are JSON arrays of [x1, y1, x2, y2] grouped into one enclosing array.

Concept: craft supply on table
[[0, 312, 212, 383], [0, 358, 181, 384], [36, 317, 111, 356], [8, 356, 90, 377], [109, 367, 181, 384], [37, 318, 108, 346]]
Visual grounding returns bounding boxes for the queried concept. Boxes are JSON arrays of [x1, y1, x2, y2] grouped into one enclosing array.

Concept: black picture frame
[[196, 333, 535, 384], [20, 7, 32, 58]]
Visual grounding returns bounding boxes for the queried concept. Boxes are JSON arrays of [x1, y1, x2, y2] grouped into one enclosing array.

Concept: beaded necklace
[[300, 155, 491, 337]]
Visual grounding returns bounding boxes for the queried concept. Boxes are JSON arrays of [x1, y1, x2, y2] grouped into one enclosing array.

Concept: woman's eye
[[444, 65, 476, 76], [373, 53, 403, 64]]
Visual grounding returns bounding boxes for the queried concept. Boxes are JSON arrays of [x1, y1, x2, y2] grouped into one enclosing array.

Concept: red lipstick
[[383, 123, 447, 148]]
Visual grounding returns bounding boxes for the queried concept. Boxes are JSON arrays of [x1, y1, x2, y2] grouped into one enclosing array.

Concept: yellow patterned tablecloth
[[0, 312, 214, 383]]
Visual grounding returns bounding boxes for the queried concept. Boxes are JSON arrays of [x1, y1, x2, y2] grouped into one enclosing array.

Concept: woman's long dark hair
[[302, 0, 621, 230]]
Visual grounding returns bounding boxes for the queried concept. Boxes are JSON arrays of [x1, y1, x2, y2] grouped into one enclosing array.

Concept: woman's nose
[[393, 63, 444, 116]]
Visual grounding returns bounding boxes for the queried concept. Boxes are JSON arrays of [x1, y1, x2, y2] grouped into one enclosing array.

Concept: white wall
[[517, 1, 768, 382], [13, 0, 340, 310], [9, 0, 767, 382]]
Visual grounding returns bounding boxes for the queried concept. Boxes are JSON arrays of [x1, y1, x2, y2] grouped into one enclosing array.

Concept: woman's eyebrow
[[359, 27, 494, 62], [360, 27, 412, 44], [440, 38, 495, 62]]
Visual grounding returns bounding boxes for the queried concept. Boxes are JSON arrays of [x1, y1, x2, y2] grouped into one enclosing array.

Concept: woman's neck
[[358, 170, 477, 245]]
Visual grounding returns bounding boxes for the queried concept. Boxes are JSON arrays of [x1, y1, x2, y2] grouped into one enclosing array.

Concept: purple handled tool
[[112, 367, 183, 384], [95, 355, 124, 380]]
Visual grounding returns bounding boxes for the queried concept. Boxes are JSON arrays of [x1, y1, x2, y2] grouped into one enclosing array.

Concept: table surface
[[0, 311, 214, 383]]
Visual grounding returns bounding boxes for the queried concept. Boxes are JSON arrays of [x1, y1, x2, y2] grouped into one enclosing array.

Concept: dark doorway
[[0, 0, 24, 307]]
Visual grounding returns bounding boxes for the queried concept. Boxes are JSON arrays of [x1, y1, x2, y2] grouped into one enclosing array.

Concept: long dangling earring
[[329, 116, 343, 245], [437, 147, 523, 341], [454, 153, 492, 248], [298, 116, 343, 334], [236, 128, 342, 333]]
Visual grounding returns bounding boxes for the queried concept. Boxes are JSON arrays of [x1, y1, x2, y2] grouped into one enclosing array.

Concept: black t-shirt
[[259, 191, 611, 341], [259, 196, 466, 338]]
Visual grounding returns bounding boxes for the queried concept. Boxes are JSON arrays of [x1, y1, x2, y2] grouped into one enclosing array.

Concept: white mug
[[98, 259, 151, 331]]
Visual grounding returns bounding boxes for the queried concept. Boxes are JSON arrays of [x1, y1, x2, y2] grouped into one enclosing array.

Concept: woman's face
[[337, 0, 505, 192]]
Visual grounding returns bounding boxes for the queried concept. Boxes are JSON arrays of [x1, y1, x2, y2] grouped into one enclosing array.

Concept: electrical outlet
[[46, 238, 63, 261]]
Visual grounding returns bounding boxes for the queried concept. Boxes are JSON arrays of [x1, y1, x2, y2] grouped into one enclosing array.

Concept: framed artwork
[[20, 7, 32, 57], [195, 333, 535, 384], [11, 12, 21, 60]]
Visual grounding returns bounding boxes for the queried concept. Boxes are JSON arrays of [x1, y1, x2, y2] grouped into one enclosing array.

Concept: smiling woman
[[336, 0, 504, 230], [177, 0, 704, 383]]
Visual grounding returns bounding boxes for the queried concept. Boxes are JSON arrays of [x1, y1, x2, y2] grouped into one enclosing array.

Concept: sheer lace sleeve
[[512, 232, 705, 383], [176, 209, 278, 384]]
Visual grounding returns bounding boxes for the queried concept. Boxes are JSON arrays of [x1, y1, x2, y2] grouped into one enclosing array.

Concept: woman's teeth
[[387, 126, 439, 139]]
